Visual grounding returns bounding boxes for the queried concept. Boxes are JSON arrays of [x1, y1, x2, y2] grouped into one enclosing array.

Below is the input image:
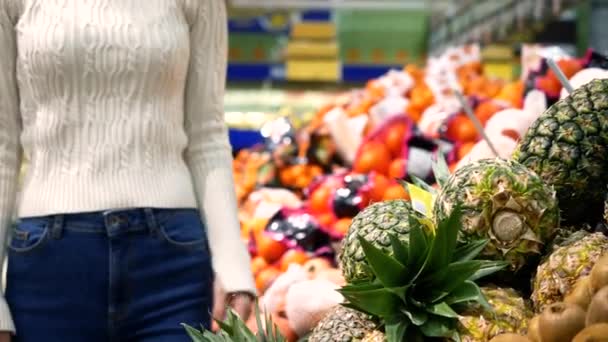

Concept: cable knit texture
[[0, 0, 255, 332]]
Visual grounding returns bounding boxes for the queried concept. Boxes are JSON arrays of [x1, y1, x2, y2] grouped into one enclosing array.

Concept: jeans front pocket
[[157, 210, 209, 252], [9, 218, 50, 253]]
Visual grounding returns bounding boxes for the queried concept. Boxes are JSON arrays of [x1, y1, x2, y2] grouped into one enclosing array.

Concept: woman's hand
[[212, 280, 255, 323], [0, 332, 10, 342], [227, 293, 254, 321]]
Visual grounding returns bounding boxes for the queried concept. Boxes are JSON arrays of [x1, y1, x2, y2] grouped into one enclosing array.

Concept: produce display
[[187, 45, 608, 342]]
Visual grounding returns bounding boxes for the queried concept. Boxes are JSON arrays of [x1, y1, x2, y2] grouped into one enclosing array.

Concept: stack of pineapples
[[188, 80, 608, 341]]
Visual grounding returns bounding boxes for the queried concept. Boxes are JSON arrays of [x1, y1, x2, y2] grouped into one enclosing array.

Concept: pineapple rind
[[434, 158, 559, 271], [457, 287, 532, 342], [531, 231, 608, 312], [516, 78, 608, 222], [308, 306, 378, 342], [339, 200, 421, 283]]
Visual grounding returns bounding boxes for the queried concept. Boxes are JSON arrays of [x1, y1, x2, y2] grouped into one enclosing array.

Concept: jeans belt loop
[[143, 208, 159, 235], [50, 215, 64, 240]]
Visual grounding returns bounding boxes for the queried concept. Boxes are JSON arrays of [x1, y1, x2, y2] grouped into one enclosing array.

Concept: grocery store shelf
[[229, 0, 447, 10], [429, 0, 582, 54], [227, 62, 402, 83]]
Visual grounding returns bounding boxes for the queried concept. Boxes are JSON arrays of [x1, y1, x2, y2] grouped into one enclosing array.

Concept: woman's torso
[[10, 0, 202, 216]]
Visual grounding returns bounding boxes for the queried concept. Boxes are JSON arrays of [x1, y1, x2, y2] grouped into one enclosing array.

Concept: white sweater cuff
[[0, 296, 15, 333]]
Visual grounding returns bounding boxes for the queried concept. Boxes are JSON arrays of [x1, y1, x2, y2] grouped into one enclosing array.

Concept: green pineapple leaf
[[389, 234, 409, 264], [400, 306, 428, 326], [432, 151, 451, 187], [419, 206, 462, 277], [385, 317, 410, 342], [444, 280, 485, 305], [419, 317, 456, 338], [409, 175, 437, 194], [426, 302, 459, 318], [424, 260, 483, 302], [342, 209, 509, 342], [339, 287, 401, 317], [357, 236, 407, 287], [386, 285, 410, 301], [469, 260, 509, 281], [453, 239, 489, 262], [183, 324, 207, 341], [406, 219, 429, 281]]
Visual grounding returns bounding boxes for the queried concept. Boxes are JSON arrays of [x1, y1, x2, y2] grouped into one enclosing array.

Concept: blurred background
[[224, 0, 604, 141]]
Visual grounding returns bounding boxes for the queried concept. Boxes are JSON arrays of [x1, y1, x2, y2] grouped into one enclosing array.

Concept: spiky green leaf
[[426, 302, 459, 318], [419, 317, 456, 338], [423, 260, 481, 299], [444, 280, 485, 305], [401, 307, 428, 326], [410, 175, 436, 194], [407, 220, 429, 281], [385, 317, 409, 342], [432, 151, 451, 187], [469, 261, 509, 281], [453, 239, 489, 262], [387, 285, 410, 301], [183, 324, 207, 341], [419, 206, 462, 277], [340, 287, 401, 317], [358, 236, 407, 287], [389, 234, 409, 265]]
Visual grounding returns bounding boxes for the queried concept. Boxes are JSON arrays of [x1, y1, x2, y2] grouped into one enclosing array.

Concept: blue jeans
[[5, 208, 213, 342]]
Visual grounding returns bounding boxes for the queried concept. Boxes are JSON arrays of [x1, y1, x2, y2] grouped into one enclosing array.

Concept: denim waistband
[[18, 208, 199, 238]]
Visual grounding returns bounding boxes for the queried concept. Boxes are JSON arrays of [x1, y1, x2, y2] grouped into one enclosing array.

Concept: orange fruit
[[457, 142, 476, 160], [383, 183, 410, 200], [353, 142, 391, 175], [388, 158, 407, 179], [332, 217, 352, 237], [368, 173, 390, 202], [316, 212, 335, 228], [255, 266, 281, 293], [255, 233, 288, 264], [310, 185, 332, 214], [385, 123, 408, 157], [279, 249, 310, 272], [446, 115, 479, 143], [251, 256, 268, 276], [279, 167, 296, 186], [474, 101, 502, 126]]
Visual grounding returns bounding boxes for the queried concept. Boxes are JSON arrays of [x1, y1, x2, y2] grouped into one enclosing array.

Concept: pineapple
[[456, 286, 533, 342], [308, 305, 380, 342], [434, 158, 560, 272], [604, 193, 608, 225], [531, 231, 608, 312], [183, 303, 286, 342], [339, 206, 508, 341], [361, 330, 385, 342], [514, 78, 608, 224], [339, 200, 423, 283]]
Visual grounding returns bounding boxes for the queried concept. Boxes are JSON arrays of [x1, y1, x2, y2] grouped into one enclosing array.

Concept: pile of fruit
[[206, 47, 608, 342]]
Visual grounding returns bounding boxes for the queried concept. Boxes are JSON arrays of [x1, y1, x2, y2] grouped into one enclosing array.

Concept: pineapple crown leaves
[[183, 301, 286, 342], [398, 151, 450, 196], [338, 206, 508, 342]]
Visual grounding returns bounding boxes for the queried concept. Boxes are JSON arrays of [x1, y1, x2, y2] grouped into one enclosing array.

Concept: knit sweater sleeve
[[183, 1, 256, 296], [0, 0, 22, 333]]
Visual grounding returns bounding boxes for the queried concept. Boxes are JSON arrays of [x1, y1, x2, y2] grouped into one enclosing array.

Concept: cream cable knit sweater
[[0, 0, 255, 332]]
